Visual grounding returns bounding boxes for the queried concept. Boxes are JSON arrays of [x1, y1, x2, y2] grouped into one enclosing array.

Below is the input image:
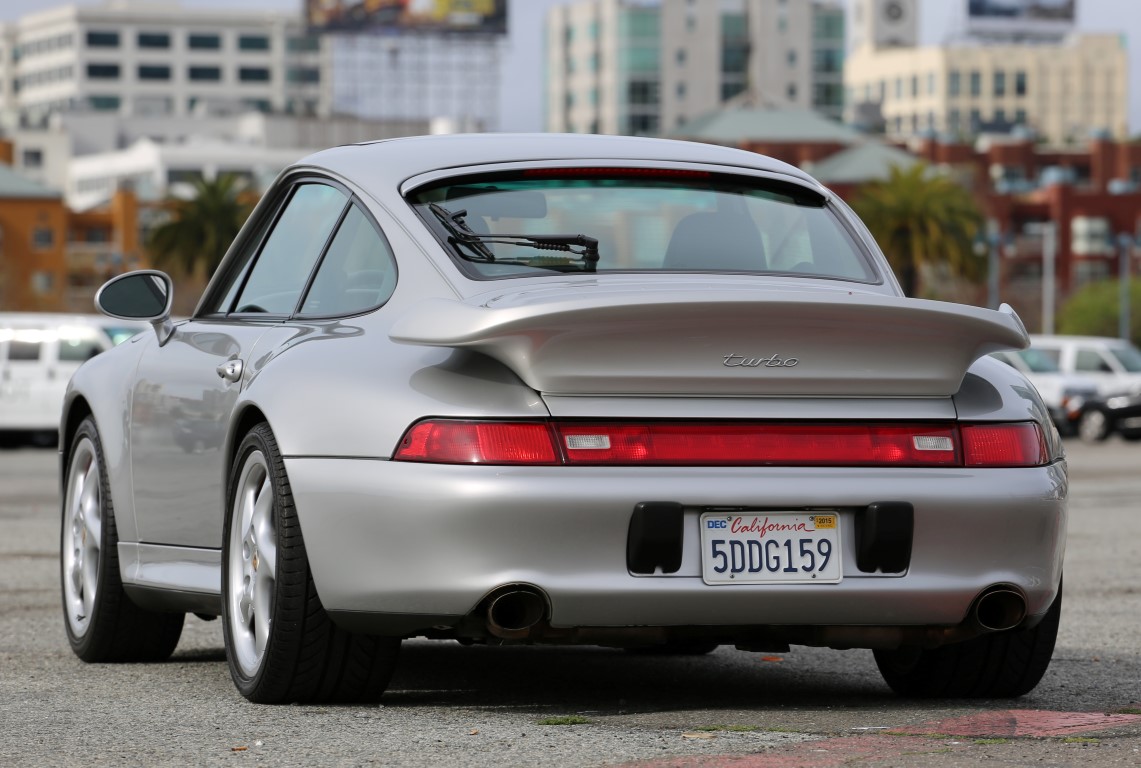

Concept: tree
[[1058, 278, 1141, 347], [147, 174, 255, 279], [851, 163, 985, 298]]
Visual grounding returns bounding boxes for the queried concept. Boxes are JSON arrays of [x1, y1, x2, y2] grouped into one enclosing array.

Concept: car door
[[130, 180, 352, 548]]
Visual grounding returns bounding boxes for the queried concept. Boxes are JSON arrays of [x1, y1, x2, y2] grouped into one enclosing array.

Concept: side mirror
[[95, 270, 174, 344]]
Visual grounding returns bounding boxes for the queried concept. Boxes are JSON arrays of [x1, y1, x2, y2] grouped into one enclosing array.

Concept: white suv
[[1029, 335, 1141, 396], [989, 347, 1098, 435]]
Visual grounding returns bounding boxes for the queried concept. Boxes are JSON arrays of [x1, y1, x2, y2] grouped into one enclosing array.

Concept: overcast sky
[[2, 0, 1139, 133]]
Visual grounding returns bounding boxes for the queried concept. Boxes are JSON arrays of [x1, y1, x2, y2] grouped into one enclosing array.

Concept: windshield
[[408, 170, 877, 281], [1111, 344, 1141, 372]]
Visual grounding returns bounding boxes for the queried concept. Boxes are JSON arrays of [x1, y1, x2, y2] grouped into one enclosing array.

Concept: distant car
[[1029, 334, 1141, 396], [61, 133, 1065, 705], [0, 313, 143, 444], [1068, 386, 1141, 443], [988, 347, 1097, 435]]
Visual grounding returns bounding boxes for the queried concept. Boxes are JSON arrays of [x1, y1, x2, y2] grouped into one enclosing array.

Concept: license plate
[[700, 512, 842, 585]]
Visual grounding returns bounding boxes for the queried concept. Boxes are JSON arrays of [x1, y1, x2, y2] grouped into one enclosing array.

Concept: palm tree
[[851, 163, 984, 298], [147, 174, 255, 279]]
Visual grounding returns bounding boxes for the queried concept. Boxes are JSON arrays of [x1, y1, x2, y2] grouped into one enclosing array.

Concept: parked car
[[1029, 334, 1141, 396], [1068, 386, 1141, 443], [988, 347, 1098, 435], [61, 134, 1065, 704], [0, 313, 144, 444]]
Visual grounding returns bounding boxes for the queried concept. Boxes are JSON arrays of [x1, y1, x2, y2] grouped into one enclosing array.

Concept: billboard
[[967, 0, 1076, 37], [306, 0, 508, 35]]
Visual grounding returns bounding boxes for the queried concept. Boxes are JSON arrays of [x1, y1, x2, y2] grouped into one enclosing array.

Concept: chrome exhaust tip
[[486, 588, 547, 637], [974, 587, 1027, 632]]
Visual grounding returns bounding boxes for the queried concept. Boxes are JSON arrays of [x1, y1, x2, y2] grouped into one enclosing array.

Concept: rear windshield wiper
[[428, 203, 599, 272]]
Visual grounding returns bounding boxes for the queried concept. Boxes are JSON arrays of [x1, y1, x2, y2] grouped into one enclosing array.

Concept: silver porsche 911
[[61, 133, 1066, 704]]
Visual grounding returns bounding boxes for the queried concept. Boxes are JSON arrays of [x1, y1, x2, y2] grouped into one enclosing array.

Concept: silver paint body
[[62, 134, 1066, 640]]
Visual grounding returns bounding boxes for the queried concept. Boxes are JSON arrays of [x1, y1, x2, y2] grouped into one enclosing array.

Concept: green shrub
[[1057, 278, 1141, 346]]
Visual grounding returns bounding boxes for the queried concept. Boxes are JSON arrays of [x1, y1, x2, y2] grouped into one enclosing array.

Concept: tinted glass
[[299, 205, 397, 316], [409, 173, 874, 281], [1075, 349, 1113, 373], [99, 273, 169, 318], [1110, 345, 1141, 372], [58, 337, 104, 362], [6, 341, 41, 361], [233, 184, 348, 314]]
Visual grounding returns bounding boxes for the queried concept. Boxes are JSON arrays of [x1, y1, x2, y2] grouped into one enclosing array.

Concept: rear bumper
[[286, 458, 1067, 635]]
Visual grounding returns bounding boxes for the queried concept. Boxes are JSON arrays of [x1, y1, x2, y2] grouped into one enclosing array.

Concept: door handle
[[216, 359, 243, 383]]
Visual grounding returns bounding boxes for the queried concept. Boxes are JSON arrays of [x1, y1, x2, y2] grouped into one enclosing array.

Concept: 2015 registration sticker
[[700, 512, 842, 585]]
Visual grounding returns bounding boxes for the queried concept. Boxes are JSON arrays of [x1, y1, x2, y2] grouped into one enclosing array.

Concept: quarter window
[[299, 205, 397, 316]]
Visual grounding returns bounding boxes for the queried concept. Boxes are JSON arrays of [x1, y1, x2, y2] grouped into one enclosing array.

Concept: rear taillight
[[961, 423, 1047, 467], [395, 421, 559, 464], [394, 420, 1049, 468]]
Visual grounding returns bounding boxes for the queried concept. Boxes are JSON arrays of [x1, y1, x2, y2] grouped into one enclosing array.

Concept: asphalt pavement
[[0, 439, 1138, 767]]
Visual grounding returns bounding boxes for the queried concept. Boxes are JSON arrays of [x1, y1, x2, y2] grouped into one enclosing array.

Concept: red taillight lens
[[555, 423, 960, 466], [961, 423, 1046, 467], [394, 420, 1048, 468], [395, 420, 558, 464]]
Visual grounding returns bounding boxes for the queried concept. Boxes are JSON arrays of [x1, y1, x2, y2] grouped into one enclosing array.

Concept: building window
[[677, 81, 686, 99], [894, 78, 902, 99], [22, 148, 43, 168], [86, 63, 120, 79], [138, 64, 171, 81], [287, 36, 320, 52], [286, 67, 320, 84], [911, 75, 918, 97], [86, 31, 119, 48], [239, 67, 271, 83], [787, 82, 797, 101], [949, 108, 961, 133], [89, 94, 120, 111], [138, 32, 170, 49], [676, 48, 686, 66], [32, 228, 54, 249], [1015, 108, 1027, 125], [994, 70, 1006, 97], [970, 71, 981, 97], [189, 65, 221, 82], [787, 49, 797, 66], [928, 72, 936, 95], [1015, 70, 1027, 97], [238, 34, 270, 51], [969, 108, 981, 131], [188, 33, 221, 50], [948, 70, 960, 97]]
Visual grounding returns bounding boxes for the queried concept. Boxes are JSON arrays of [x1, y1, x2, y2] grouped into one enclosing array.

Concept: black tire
[[873, 581, 1062, 698], [1077, 409, 1111, 443], [221, 423, 400, 704], [60, 416, 184, 662]]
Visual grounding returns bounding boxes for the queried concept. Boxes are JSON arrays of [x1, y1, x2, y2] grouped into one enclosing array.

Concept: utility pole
[[1119, 233, 1133, 342]]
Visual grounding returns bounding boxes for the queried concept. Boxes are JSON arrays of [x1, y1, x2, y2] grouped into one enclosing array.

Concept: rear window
[[408, 170, 877, 282], [6, 340, 41, 361]]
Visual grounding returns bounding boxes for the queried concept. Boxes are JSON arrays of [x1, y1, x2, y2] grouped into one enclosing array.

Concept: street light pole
[[987, 219, 1000, 310], [1042, 222, 1056, 335], [1119, 233, 1133, 342]]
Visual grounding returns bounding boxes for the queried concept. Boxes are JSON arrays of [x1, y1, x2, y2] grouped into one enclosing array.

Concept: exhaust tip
[[487, 588, 546, 635], [974, 587, 1027, 632]]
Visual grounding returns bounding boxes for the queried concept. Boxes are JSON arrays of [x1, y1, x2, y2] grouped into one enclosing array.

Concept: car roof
[[296, 132, 823, 192]]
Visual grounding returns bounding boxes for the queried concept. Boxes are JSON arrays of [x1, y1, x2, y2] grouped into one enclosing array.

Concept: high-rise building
[[546, 0, 846, 136], [2, 2, 330, 127], [844, 1, 1128, 144]]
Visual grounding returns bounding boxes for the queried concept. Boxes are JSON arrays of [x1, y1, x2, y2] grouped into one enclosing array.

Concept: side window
[[58, 336, 106, 362], [1074, 348, 1112, 373], [232, 183, 348, 314], [7, 340, 42, 362], [298, 205, 398, 317]]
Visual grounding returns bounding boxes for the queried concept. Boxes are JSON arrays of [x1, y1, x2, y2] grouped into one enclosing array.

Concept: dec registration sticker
[[700, 513, 842, 585]]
